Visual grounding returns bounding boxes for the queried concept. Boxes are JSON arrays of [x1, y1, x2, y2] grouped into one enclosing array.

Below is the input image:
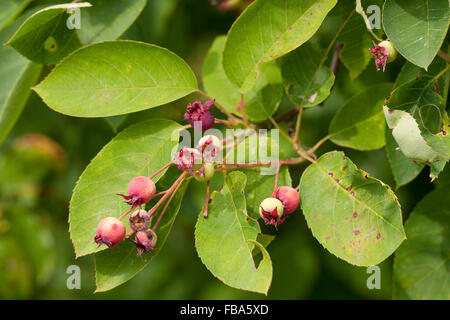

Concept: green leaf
[[6, 3, 92, 65], [0, 0, 31, 32], [385, 128, 424, 189], [384, 66, 450, 177], [94, 172, 189, 292], [383, 0, 450, 69], [0, 20, 43, 144], [393, 187, 450, 299], [246, 83, 283, 123], [241, 166, 292, 219], [34, 40, 198, 117], [202, 35, 241, 113], [69, 119, 181, 258], [384, 106, 447, 163], [78, 0, 147, 44], [195, 171, 273, 294], [223, 0, 337, 92], [329, 83, 392, 150], [281, 42, 335, 107], [337, 10, 373, 79], [300, 151, 406, 266], [203, 35, 282, 118]]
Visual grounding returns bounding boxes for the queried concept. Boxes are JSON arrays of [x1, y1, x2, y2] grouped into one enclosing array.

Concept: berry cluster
[[95, 176, 158, 255], [259, 186, 300, 228], [94, 99, 303, 256]]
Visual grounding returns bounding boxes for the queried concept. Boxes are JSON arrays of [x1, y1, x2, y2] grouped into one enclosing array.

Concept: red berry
[[94, 217, 126, 248], [132, 229, 158, 256], [275, 186, 300, 215], [118, 176, 156, 207]]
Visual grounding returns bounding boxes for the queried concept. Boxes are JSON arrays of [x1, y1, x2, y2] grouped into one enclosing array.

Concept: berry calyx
[[197, 135, 221, 163], [259, 197, 285, 228], [184, 100, 215, 131], [370, 40, 397, 72], [118, 176, 156, 207], [132, 229, 158, 256], [174, 147, 202, 171], [194, 163, 215, 182], [94, 217, 126, 248], [129, 209, 152, 232], [275, 186, 300, 215]]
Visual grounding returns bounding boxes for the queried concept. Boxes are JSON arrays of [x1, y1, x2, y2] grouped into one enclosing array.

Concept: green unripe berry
[[194, 163, 215, 182], [259, 197, 284, 219], [378, 40, 397, 63]]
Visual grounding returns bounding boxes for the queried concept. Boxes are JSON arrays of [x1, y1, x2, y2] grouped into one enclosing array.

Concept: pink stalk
[[152, 172, 187, 231], [149, 161, 174, 180], [203, 181, 210, 218], [119, 205, 137, 221], [148, 171, 188, 217]]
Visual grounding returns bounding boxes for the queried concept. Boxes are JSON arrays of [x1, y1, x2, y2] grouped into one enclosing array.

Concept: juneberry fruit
[[370, 40, 397, 72], [275, 186, 300, 215], [174, 147, 202, 171], [94, 217, 126, 248], [118, 176, 156, 207], [129, 209, 152, 232], [194, 163, 215, 182], [132, 229, 158, 256], [197, 135, 221, 163], [259, 197, 285, 228], [184, 100, 215, 131]]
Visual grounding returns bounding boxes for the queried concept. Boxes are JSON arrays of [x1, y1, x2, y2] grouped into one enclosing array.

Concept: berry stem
[[148, 171, 188, 217], [149, 161, 174, 180], [272, 162, 281, 196], [268, 115, 294, 144], [203, 181, 210, 218], [153, 191, 167, 197], [438, 50, 450, 63], [152, 171, 187, 231], [215, 156, 305, 172], [119, 205, 137, 221], [293, 106, 303, 145], [308, 134, 331, 154]]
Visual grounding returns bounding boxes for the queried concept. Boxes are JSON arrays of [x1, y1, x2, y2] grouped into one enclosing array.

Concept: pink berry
[[275, 186, 300, 215], [118, 176, 156, 207], [132, 229, 158, 256], [94, 217, 126, 248], [174, 147, 202, 171]]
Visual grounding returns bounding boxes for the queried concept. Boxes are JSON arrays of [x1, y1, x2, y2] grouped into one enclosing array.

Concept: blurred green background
[[0, 0, 445, 299]]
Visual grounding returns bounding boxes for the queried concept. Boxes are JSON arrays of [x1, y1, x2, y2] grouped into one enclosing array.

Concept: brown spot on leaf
[[346, 186, 353, 192], [376, 232, 381, 240], [353, 212, 358, 218], [354, 230, 360, 236]]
